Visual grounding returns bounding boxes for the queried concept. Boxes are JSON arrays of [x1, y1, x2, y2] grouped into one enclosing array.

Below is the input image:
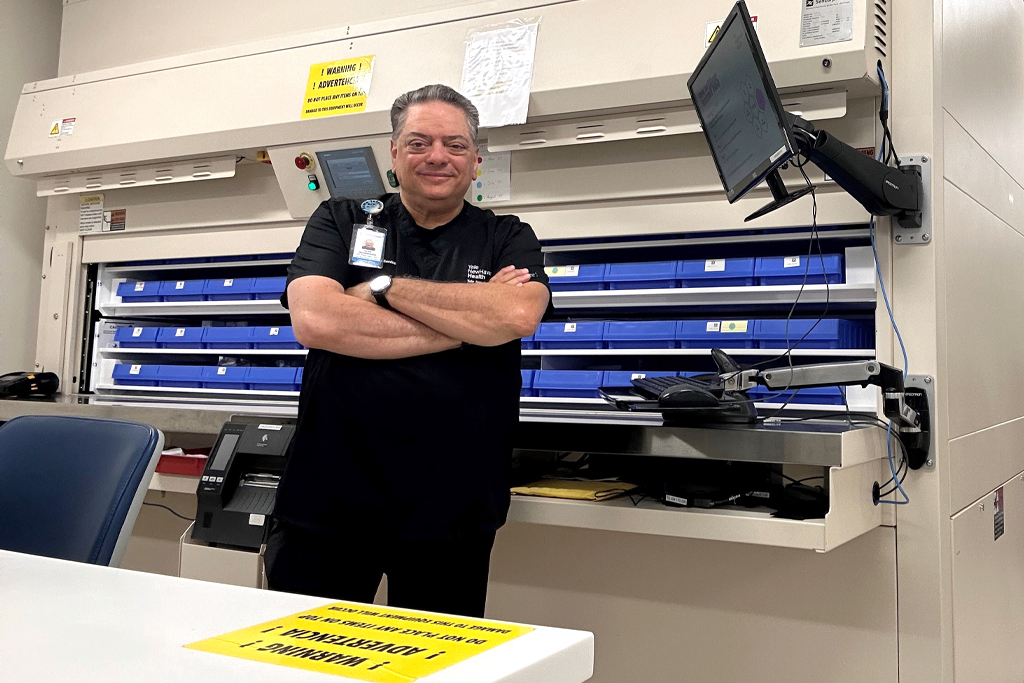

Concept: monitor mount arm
[[715, 350, 931, 469], [745, 114, 923, 228]]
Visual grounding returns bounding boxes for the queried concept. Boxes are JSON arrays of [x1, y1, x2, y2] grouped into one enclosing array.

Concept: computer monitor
[[688, 1, 811, 218], [315, 146, 386, 200]]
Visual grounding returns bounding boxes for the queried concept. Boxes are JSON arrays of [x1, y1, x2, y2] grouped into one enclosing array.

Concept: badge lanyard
[[349, 199, 387, 269]]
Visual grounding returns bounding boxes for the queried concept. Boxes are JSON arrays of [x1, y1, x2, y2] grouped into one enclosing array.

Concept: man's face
[[390, 101, 478, 204]]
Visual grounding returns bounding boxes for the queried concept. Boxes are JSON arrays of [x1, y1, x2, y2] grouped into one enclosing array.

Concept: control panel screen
[[210, 433, 239, 472], [315, 147, 386, 200]]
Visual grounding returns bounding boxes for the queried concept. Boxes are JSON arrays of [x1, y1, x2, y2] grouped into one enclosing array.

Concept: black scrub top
[[275, 193, 551, 540]]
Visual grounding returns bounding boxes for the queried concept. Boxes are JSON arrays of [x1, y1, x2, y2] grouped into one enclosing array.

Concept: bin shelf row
[[522, 319, 871, 350], [106, 252, 294, 274], [117, 277, 286, 302], [113, 325, 302, 349], [520, 370, 848, 405], [520, 348, 873, 357], [112, 364, 303, 391], [546, 255, 843, 292]]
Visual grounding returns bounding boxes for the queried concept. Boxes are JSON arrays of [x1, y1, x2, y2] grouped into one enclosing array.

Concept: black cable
[[143, 501, 194, 521]]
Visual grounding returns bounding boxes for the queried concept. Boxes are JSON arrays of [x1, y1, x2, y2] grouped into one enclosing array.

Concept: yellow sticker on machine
[[185, 600, 533, 681], [720, 320, 748, 333], [300, 56, 375, 119]]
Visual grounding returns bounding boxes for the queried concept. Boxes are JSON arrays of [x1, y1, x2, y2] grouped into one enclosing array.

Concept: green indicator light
[[308, 182, 317, 190], [477, 195, 483, 201]]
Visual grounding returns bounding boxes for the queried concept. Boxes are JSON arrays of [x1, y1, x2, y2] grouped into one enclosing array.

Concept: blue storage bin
[[533, 370, 604, 398], [748, 385, 847, 406], [112, 364, 160, 386], [156, 326, 205, 349], [678, 258, 756, 288], [246, 367, 299, 391], [602, 371, 678, 387], [202, 327, 253, 349], [204, 277, 255, 300], [113, 326, 159, 348], [157, 365, 204, 388], [257, 252, 295, 261], [210, 255, 256, 262], [296, 367, 304, 384], [158, 279, 206, 302], [676, 320, 757, 348], [116, 280, 161, 303], [546, 264, 607, 292], [251, 326, 302, 349], [535, 322, 605, 349], [755, 254, 844, 286], [754, 319, 871, 349], [605, 261, 679, 290], [603, 321, 678, 349], [252, 276, 287, 300], [520, 334, 536, 350], [520, 369, 536, 397], [200, 365, 248, 390], [163, 257, 210, 265]]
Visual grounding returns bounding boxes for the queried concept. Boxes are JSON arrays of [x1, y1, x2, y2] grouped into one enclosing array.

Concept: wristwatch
[[369, 274, 393, 309]]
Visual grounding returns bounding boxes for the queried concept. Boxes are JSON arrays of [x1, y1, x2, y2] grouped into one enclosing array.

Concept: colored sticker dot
[[477, 195, 483, 201], [477, 157, 483, 163], [728, 323, 736, 330], [476, 170, 482, 177], [477, 182, 482, 188]]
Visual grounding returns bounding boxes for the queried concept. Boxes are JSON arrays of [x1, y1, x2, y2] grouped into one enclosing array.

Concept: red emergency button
[[294, 153, 314, 170]]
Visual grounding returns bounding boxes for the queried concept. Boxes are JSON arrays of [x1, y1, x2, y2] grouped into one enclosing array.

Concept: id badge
[[349, 224, 387, 269]]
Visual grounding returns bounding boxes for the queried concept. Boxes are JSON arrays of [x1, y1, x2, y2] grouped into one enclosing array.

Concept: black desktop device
[[315, 146, 386, 200], [688, 0, 921, 226], [192, 420, 294, 550], [0, 372, 59, 398]]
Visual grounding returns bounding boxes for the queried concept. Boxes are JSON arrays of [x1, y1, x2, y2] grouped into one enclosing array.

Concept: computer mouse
[[659, 384, 721, 408]]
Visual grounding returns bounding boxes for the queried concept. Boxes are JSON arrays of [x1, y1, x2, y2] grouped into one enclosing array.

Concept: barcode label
[[129, 364, 141, 375], [704, 259, 726, 272], [175, 328, 185, 337], [545, 265, 580, 277], [665, 494, 688, 506], [564, 322, 577, 333], [631, 373, 646, 380], [132, 327, 143, 337], [175, 281, 184, 290], [217, 367, 227, 375], [784, 256, 801, 268], [223, 278, 233, 286], [133, 282, 145, 292], [706, 322, 721, 332], [270, 327, 279, 336]]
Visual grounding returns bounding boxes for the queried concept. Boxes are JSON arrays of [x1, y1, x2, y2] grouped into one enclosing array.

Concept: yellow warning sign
[[49, 121, 60, 137], [185, 600, 533, 681], [301, 56, 375, 119]]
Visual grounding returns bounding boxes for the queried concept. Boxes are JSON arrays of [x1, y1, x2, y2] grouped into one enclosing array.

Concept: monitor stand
[[744, 169, 815, 222]]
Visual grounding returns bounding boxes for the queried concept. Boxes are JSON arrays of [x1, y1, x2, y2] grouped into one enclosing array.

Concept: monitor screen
[[688, 2, 794, 202], [315, 147, 386, 200], [209, 433, 239, 472]]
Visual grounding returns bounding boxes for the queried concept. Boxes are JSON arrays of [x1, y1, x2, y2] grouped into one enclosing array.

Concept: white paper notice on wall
[[461, 18, 540, 128], [800, 0, 854, 48], [471, 143, 512, 203], [79, 194, 104, 235]]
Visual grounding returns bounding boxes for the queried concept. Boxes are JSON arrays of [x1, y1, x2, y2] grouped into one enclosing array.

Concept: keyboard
[[631, 375, 714, 399]]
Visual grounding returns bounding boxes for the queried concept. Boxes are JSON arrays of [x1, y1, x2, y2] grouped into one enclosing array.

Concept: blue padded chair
[[0, 415, 164, 566]]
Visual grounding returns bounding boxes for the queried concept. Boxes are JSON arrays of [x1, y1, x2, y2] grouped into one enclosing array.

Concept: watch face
[[370, 275, 390, 293]]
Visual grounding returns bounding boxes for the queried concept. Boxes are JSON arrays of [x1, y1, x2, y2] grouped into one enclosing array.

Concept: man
[[265, 84, 551, 618]]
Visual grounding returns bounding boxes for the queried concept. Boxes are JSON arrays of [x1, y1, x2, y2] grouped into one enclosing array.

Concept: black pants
[[264, 521, 496, 618]]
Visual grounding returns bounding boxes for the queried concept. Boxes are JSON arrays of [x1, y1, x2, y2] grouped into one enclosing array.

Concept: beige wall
[[0, 0, 62, 374]]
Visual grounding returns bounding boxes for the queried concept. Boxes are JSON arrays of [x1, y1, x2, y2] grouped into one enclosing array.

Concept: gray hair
[[390, 84, 479, 144]]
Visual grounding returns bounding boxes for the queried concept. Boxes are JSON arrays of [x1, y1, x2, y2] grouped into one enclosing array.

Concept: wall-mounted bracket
[[893, 155, 932, 246], [901, 374, 934, 469]]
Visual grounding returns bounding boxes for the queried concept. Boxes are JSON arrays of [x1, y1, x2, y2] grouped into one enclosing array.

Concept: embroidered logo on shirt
[[467, 265, 492, 283]]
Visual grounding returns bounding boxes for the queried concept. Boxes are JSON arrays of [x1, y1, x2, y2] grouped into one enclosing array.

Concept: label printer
[[192, 420, 294, 550]]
